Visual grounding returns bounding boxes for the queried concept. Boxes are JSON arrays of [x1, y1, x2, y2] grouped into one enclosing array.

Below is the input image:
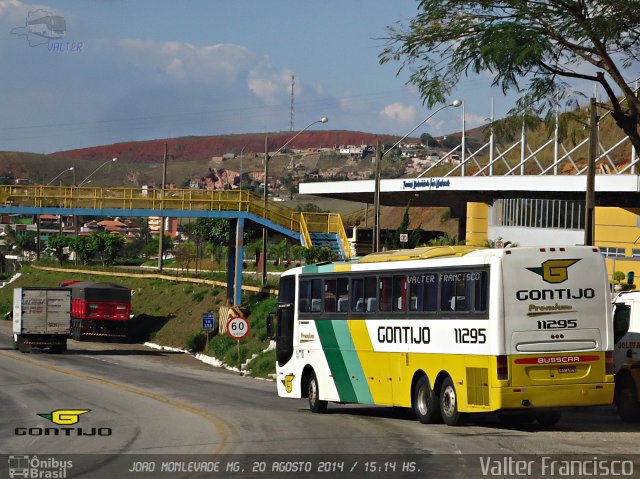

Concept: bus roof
[[357, 245, 486, 263]]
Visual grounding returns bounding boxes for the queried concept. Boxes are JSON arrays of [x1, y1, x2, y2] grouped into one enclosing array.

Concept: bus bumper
[[492, 382, 615, 410]]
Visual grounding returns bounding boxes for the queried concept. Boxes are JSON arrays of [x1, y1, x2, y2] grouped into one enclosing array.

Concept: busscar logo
[[15, 409, 112, 437], [526, 259, 581, 284]]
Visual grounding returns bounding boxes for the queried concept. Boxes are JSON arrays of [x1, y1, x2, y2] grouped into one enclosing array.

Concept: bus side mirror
[[266, 311, 276, 340]]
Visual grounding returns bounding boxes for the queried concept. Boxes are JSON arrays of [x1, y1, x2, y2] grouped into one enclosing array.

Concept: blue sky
[[1, 0, 632, 154]]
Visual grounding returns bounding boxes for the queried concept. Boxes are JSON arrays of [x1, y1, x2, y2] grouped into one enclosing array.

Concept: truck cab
[[612, 291, 640, 421]]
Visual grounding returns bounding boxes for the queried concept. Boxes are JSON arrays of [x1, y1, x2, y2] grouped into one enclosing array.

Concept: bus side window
[[337, 277, 349, 313], [380, 276, 393, 312], [311, 279, 323, 313], [364, 276, 377, 312], [351, 278, 364, 312], [299, 280, 311, 313], [324, 279, 337, 313]]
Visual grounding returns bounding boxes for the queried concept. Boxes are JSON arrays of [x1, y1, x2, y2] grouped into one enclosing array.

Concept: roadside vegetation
[[0, 266, 278, 378]]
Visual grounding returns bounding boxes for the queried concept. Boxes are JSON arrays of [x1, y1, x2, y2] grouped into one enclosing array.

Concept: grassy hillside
[[0, 266, 277, 377]]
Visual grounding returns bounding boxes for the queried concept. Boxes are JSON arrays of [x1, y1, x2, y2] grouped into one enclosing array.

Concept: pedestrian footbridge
[[0, 185, 351, 305]]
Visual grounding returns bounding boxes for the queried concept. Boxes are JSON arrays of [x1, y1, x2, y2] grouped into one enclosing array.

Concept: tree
[[380, 1, 640, 153], [89, 232, 125, 266], [420, 132, 439, 148], [47, 235, 72, 264], [69, 236, 95, 265]]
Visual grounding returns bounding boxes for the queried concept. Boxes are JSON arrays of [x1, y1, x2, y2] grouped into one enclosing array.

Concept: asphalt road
[[1, 320, 639, 478]]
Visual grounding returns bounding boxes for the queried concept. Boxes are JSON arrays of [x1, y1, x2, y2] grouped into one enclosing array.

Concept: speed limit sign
[[227, 316, 250, 340]]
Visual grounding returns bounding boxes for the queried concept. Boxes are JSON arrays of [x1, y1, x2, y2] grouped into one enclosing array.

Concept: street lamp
[[261, 116, 328, 284], [46, 166, 75, 186], [373, 100, 462, 252], [78, 157, 117, 186]]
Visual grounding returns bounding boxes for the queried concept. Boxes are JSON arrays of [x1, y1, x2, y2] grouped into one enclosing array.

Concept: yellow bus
[[268, 246, 615, 426]]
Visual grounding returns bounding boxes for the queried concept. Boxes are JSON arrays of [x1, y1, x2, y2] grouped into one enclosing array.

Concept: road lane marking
[[0, 350, 239, 454]]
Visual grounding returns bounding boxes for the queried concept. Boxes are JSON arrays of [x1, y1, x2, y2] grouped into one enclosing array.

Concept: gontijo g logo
[[526, 259, 581, 284], [15, 409, 112, 436], [38, 409, 90, 425]]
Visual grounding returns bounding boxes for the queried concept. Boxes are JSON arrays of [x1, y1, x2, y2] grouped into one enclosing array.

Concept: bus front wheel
[[413, 376, 442, 424], [440, 376, 464, 426], [308, 372, 328, 414]]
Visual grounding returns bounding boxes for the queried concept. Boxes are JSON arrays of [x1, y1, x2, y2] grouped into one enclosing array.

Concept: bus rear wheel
[[413, 376, 442, 424], [440, 376, 464, 426], [308, 372, 328, 414]]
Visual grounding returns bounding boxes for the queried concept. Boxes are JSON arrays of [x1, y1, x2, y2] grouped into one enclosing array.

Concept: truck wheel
[[440, 376, 465, 426], [616, 375, 640, 422], [413, 375, 442, 424], [17, 337, 32, 353]]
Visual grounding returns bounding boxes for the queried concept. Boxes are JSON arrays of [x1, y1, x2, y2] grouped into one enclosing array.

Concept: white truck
[[12, 287, 71, 353], [612, 290, 640, 421]]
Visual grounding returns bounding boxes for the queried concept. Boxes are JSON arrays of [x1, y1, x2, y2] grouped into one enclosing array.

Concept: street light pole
[[78, 157, 117, 186], [158, 143, 168, 272], [373, 100, 462, 252], [46, 166, 75, 186], [261, 117, 328, 285], [585, 98, 598, 246]]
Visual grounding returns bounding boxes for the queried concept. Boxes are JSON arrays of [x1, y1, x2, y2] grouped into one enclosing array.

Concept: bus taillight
[[497, 355, 509, 380], [605, 351, 615, 375]]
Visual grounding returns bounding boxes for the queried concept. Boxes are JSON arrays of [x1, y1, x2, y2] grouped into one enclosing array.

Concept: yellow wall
[[464, 203, 640, 285], [595, 207, 640, 284], [466, 202, 489, 246]]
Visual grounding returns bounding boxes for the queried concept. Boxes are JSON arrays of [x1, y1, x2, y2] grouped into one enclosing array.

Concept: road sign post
[[202, 312, 216, 352], [227, 316, 250, 366], [400, 233, 408, 248]]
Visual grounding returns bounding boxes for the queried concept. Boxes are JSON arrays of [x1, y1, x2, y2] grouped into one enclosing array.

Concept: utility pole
[[373, 139, 382, 253], [262, 136, 269, 286], [158, 143, 168, 271], [584, 98, 597, 246]]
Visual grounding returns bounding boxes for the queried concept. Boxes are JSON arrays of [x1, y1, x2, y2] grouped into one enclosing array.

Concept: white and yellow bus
[[268, 246, 615, 426]]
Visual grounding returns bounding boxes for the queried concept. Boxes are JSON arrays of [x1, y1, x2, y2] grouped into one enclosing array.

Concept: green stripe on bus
[[315, 320, 357, 402], [315, 320, 372, 404], [331, 321, 374, 404]]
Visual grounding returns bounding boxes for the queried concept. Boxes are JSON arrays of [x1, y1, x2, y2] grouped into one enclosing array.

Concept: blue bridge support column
[[226, 218, 245, 306]]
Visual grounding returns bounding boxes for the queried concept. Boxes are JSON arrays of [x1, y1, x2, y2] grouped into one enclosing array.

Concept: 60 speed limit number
[[227, 316, 250, 340]]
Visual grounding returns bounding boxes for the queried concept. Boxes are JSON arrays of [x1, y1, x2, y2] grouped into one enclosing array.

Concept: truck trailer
[[62, 281, 132, 341], [12, 287, 71, 353]]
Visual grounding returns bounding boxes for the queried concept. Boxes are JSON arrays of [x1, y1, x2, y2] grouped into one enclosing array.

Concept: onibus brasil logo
[[15, 409, 112, 436]]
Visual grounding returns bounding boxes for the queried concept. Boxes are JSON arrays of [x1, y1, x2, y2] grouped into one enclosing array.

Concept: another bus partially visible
[[268, 246, 615, 426]]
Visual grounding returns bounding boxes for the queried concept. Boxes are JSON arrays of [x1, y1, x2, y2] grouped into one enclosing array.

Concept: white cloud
[[380, 102, 417, 123], [248, 64, 296, 105], [117, 39, 256, 85], [465, 113, 488, 129]]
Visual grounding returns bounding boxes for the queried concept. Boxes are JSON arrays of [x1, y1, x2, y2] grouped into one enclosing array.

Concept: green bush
[[247, 349, 276, 378], [192, 290, 207, 302], [185, 331, 207, 352]]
